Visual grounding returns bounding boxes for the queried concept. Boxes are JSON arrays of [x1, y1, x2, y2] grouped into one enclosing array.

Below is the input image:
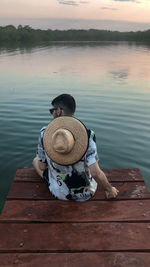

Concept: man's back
[[37, 126, 98, 201]]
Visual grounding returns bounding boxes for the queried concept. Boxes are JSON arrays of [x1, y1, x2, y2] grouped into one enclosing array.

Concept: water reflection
[[110, 70, 129, 83], [0, 42, 150, 85]]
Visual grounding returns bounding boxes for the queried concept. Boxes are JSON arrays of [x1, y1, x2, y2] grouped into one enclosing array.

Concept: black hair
[[51, 94, 76, 115]]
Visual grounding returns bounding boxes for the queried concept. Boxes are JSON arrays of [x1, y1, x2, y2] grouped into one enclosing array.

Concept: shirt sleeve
[[85, 130, 99, 166], [37, 127, 47, 163]]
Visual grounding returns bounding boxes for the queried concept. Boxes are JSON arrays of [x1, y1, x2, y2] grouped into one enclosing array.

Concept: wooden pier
[[0, 167, 150, 266]]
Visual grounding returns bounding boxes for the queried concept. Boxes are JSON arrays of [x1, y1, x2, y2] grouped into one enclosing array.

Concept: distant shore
[[0, 25, 150, 45]]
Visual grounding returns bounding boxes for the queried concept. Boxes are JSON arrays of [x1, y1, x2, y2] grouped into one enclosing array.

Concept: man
[[33, 94, 119, 201]]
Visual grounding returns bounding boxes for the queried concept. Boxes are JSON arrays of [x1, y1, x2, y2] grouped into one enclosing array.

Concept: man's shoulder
[[39, 126, 47, 137], [87, 129, 96, 143], [40, 126, 46, 133]]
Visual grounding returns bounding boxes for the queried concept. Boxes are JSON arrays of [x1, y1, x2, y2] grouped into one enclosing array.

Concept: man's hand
[[105, 186, 119, 199]]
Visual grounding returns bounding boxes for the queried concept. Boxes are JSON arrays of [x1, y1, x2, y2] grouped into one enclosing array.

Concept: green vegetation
[[0, 25, 150, 45]]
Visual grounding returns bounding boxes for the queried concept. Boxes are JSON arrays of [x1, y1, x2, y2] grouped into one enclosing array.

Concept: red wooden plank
[[15, 167, 40, 178], [0, 222, 150, 252], [7, 181, 150, 200], [14, 167, 144, 182], [7, 182, 54, 200], [0, 252, 150, 267], [103, 168, 144, 182], [1, 199, 150, 222], [93, 181, 150, 200], [14, 167, 41, 182]]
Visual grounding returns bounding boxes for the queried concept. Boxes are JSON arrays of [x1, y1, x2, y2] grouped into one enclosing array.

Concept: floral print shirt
[[37, 126, 99, 201]]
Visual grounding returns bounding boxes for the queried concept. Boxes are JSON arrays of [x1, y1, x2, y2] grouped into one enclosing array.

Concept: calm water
[[0, 42, 150, 212]]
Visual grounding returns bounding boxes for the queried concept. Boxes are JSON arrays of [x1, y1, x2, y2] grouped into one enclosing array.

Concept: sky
[[1, 0, 150, 31]]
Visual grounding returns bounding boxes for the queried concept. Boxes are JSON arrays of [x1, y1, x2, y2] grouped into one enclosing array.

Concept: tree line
[[0, 25, 150, 45]]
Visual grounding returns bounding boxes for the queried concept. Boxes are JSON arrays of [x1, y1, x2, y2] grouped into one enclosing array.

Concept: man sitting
[[33, 94, 118, 201]]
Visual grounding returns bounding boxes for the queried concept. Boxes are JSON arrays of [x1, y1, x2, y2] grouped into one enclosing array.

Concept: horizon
[[1, 18, 150, 32]]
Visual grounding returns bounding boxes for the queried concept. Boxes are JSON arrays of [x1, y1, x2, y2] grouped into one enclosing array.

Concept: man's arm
[[33, 127, 48, 177], [33, 157, 47, 178], [89, 161, 119, 199]]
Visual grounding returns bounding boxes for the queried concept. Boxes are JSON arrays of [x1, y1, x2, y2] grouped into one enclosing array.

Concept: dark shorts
[[42, 168, 50, 187]]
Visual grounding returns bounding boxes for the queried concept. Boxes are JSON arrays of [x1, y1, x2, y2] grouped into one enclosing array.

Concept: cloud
[[57, 0, 89, 6], [58, 0, 78, 6], [79, 1, 89, 3], [101, 7, 118, 10], [113, 0, 140, 2]]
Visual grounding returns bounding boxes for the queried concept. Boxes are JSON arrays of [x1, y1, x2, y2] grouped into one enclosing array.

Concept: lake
[[0, 42, 150, 212]]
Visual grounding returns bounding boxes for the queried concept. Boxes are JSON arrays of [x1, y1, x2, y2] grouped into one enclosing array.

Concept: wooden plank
[[15, 167, 40, 178], [7, 181, 150, 200], [93, 181, 150, 200], [0, 222, 150, 252], [1, 199, 150, 222], [14, 167, 41, 182], [7, 182, 54, 200], [0, 252, 150, 267], [103, 168, 144, 182], [14, 167, 144, 182]]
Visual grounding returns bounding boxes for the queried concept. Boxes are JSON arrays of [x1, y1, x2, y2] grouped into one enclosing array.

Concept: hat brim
[[43, 116, 88, 165]]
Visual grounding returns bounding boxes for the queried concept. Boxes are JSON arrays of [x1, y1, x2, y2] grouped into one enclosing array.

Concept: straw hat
[[43, 116, 88, 165]]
